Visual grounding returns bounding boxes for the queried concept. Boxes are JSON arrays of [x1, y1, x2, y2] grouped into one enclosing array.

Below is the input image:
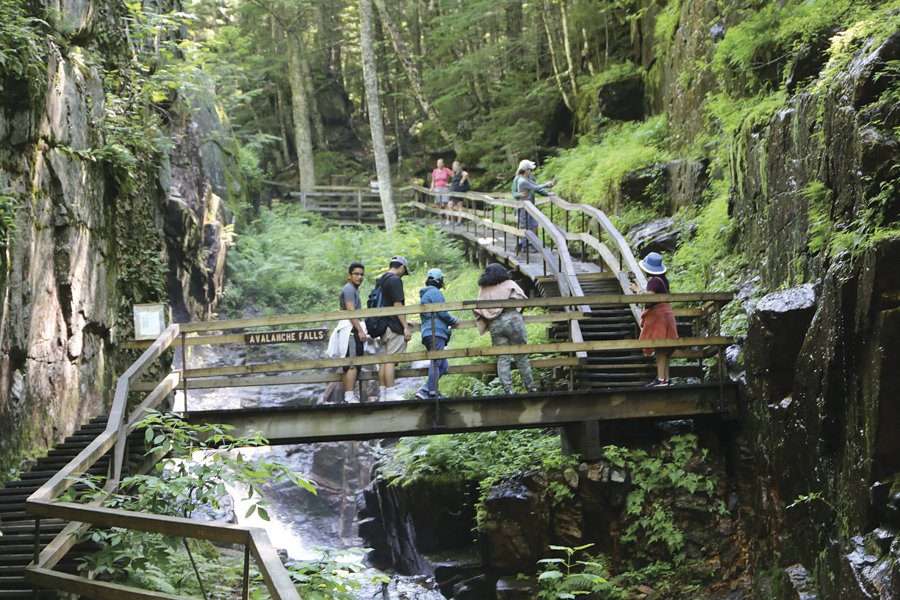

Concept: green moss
[[0, 1, 49, 101], [540, 115, 670, 209], [653, 0, 682, 51], [712, 0, 875, 94]]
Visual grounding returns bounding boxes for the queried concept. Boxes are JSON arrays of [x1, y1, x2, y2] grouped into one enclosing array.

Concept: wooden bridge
[[2, 185, 739, 600]]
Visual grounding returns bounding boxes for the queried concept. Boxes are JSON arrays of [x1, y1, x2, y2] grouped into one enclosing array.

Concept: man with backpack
[[365, 256, 411, 401]]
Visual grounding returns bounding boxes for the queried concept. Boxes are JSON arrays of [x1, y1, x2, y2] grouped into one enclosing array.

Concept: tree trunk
[[372, 0, 453, 145], [560, 0, 578, 97], [359, 0, 397, 231], [299, 44, 328, 150], [541, 2, 573, 110], [286, 32, 316, 192]]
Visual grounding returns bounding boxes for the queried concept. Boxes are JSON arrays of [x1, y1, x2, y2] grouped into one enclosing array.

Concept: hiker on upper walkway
[[635, 252, 678, 387], [512, 159, 554, 253], [448, 160, 469, 225], [473, 263, 537, 395], [430, 158, 454, 220], [415, 268, 459, 400], [366, 256, 412, 402]]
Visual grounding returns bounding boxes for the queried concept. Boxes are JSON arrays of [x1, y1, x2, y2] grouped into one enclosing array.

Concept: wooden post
[[181, 332, 188, 414], [356, 190, 363, 224], [242, 545, 251, 600]]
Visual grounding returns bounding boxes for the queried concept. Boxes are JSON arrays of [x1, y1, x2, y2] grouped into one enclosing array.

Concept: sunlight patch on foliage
[[540, 115, 670, 209]]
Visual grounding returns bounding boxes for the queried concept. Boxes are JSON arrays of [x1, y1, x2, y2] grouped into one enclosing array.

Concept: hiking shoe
[[415, 389, 431, 400], [645, 379, 670, 387]]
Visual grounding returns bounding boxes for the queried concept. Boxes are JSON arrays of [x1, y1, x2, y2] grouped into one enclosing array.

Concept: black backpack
[[365, 273, 394, 338]]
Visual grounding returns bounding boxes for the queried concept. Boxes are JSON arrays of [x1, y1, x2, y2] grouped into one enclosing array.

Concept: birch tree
[[359, 0, 397, 230]]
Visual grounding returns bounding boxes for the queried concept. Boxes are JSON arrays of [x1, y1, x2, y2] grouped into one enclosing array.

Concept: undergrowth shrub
[[379, 430, 578, 526], [711, 0, 878, 94], [223, 206, 467, 315], [603, 434, 726, 562], [540, 115, 670, 209]]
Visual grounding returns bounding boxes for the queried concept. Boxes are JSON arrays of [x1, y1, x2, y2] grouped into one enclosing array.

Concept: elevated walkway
[[17, 185, 738, 600], [186, 384, 735, 444]]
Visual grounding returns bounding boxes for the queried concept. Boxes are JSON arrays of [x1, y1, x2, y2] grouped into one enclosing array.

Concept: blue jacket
[[419, 286, 458, 341]]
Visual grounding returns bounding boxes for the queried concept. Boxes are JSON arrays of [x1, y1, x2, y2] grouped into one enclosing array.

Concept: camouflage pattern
[[489, 309, 535, 392]]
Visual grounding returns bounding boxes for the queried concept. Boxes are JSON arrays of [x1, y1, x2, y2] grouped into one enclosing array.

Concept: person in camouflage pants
[[473, 263, 538, 394], [489, 309, 535, 393]]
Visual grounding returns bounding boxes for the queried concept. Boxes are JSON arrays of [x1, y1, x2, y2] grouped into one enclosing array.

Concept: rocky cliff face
[[634, 2, 900, 597], [0, 0, 229, 475]]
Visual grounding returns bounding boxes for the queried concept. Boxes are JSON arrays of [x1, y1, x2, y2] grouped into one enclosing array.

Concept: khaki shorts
[[379, 327, 408, 354]]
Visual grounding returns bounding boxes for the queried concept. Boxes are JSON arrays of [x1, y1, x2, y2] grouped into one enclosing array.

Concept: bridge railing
[[25, 293, 733, 598], [282, 185, 406, 225], [25, 322, 301, 600], [146, 293, 734, 397]]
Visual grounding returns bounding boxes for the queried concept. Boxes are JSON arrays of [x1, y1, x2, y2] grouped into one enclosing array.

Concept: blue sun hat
[[639, 252, 667, 275]]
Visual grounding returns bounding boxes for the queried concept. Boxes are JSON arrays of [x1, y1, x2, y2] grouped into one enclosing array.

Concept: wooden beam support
[[185, 384, 737, 443], [27, 568, 189, 600]]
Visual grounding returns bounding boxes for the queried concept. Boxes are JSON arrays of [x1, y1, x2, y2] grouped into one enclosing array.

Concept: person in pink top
[[429, 158, 454, 221]]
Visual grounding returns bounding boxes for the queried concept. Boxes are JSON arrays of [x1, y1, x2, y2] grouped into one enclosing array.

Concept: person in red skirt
[[636, 252, 678, 387]]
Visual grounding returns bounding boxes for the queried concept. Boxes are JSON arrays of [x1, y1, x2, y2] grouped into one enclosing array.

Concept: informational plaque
[[244, 329, 328, 345]]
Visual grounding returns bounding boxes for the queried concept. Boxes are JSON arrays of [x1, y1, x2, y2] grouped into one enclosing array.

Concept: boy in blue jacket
[[416, 268, 459, 399]]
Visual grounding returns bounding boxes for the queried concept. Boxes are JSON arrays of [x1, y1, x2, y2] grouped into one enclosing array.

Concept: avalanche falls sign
[[245, 329, 328, 345]]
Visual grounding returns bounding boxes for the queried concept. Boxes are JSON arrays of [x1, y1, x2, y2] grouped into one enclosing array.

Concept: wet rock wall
[[0, 0, 229, 474]]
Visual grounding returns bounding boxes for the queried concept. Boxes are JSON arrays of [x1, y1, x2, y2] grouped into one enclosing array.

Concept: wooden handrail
[[25, 322, 302, 600], [178, 292, 733, 333], [182, 336, 735, 380], [544, 195, 647, 322]]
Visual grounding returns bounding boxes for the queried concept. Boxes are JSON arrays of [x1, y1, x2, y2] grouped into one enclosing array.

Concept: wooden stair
[[0, 417, 149, 599]]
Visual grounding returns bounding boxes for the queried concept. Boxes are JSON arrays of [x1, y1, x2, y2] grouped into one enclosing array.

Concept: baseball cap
[[426, 268, 444, 281], [390, 255, 410, 273], [517, 159, 537, 172]]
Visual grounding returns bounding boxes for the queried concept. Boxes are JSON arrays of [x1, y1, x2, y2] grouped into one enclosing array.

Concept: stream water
[[175, 339, 445, 598]]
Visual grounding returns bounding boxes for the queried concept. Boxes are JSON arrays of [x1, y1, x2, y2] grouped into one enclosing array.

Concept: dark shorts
[[343, 330, 364, 372]]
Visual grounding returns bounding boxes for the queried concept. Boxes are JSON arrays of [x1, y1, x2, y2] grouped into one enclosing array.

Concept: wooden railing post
[[242, 545, 251, 600], [356, 190, 363, 224]]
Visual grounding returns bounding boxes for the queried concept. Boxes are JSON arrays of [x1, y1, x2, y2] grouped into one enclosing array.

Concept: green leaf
[[538, 571, 563, 581]]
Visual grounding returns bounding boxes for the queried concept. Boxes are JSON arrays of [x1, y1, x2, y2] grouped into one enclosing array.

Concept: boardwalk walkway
[[7, 185, 738, 600]]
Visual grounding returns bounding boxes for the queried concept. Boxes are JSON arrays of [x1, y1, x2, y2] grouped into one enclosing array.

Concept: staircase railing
[[538, 195, 647, 324], [25, 324, 301, 600], [408, 185, 590, 356]]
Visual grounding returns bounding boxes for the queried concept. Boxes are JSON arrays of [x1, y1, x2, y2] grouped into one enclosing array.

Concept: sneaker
[[345, 391, 360, 404], [378, 387, 387, 402], [415, 389, 431, 400], [526, 385, 539, 393], [645, 379, 670, 387]]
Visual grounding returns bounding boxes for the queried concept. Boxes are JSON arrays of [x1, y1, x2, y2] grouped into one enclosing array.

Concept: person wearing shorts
[[374, 256, 412, 401], [430, 158, 453, 220], [340, 262, 368, 402]]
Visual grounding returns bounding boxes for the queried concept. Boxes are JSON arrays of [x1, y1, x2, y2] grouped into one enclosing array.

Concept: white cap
[[517, 159, 537, 172]]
